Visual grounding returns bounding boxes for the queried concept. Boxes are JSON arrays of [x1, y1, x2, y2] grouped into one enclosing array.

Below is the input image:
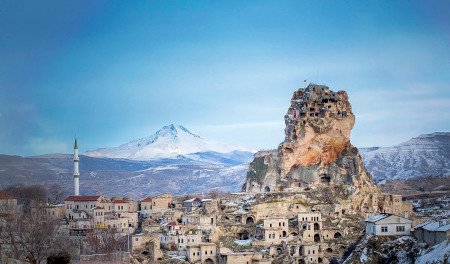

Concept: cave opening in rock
[[320, 175, 331, 184], [314, 234, 321, 242]]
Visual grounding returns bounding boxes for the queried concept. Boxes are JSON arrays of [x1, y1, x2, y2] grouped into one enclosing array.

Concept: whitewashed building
[[364, 214, 412, 238]]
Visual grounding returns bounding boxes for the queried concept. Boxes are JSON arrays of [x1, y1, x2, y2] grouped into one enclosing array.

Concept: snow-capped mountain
[[85, 124, 252, 160], [360, 132, 450, 181]]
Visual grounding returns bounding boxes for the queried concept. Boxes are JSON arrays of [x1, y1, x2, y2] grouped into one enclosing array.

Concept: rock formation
[[243, 83, 380, 211]]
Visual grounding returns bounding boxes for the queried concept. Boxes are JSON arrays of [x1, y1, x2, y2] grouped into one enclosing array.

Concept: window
[[396, 226, 405, 232], [381, 226, 388, 232]]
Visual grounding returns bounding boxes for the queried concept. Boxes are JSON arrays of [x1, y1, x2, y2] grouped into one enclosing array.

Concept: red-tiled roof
[[94, 206, 104, 210], [113, 199, 126, 204], [0, 192, 15, 200], [141, 197, 152, 202], [168, 221, 177, 226], [65, 195, 101, 202]]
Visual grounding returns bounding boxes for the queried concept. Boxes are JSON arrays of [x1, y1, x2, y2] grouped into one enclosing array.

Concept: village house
[[182, 213, 217, 228], [183, 197, 203, 211], [218, 248, 265, 264], [161, 210, 183, 224], [299, 244, 323, 264], [140, 193, 173, 218], [64, 195, 138, 234], [45, 203, 65, 220], [259, 217, 289, 245], [364, 214, 412, 238], [186, 243, 217, 264], [132, 233, 164, 261], [413, 218, 450, 246], [298, 212, 323, 243], [0, 192, 18, 215], [64, 195, 103, 220]]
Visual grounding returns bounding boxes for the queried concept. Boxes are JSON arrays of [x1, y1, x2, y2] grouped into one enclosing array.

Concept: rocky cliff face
[[243, 84, 379, 209]]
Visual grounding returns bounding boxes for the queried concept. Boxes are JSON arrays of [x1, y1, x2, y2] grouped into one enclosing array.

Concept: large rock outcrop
[[243, 84, 379, 210]]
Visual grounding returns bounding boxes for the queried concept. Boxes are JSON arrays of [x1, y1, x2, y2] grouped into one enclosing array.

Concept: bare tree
[[48, 183, 65, 204], [3, 184, 47, 211], [0, 185, 74, 263], [0, 205, 65, 263], [208, 189, 229, 199], [84, 228, 120, 255]]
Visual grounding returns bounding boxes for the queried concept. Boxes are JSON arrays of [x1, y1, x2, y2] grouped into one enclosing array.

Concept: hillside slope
[[360, 132, 450, 181]]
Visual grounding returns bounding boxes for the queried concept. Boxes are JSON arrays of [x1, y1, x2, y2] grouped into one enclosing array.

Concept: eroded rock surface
[[243, 83, 379, 211]]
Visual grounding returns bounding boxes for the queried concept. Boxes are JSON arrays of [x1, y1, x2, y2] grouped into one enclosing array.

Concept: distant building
[[0, 192, 18, 215], [64, 195, 138, 234], [183, 197, 202, 211], [364, 214, 412, 237], [414, 218, 450, 246], [140, 194, 172, 218]]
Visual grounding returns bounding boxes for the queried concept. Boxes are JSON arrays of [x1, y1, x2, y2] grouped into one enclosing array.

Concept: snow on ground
[[234, 239, 252, 246], [415, 240, 450, 264], [359, 247, 368, 263]]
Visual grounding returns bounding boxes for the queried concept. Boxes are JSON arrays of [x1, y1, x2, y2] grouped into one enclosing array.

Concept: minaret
[[74, 138, 80, 196]]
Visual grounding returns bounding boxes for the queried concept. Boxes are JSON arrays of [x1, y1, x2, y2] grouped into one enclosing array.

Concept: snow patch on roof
[[365, 214, 389, 222]]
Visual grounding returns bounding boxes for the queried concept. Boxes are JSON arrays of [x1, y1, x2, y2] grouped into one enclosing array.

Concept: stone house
[[187, 243, 217, 264], [132, 233, 163, 261], [65, 195, 102, 216], [161, 210, 183, 224], [218, 248, 264, 264], [299, 244, 323, 264], [140, 194, 173, 217], [65, 195, 138, 235], [182, 213, 216, 228], [364, 214, 412, 238], [93, 206, 106, 227], [414, 218, 450, 246], [261, 217, 289, 245], [160, 227, 202, 253], [298, 212, 323, 243], [183, 197, 203, 211], [104, 214, 130, 233], [45, 203, 65, 220]]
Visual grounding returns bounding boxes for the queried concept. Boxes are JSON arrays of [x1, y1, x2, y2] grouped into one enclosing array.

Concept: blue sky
[[0, 0, 449, 155]]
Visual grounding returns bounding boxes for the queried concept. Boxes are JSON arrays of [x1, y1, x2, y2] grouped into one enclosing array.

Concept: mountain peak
[[157, 124, 201, 139], [85, 124, 249, 160]]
